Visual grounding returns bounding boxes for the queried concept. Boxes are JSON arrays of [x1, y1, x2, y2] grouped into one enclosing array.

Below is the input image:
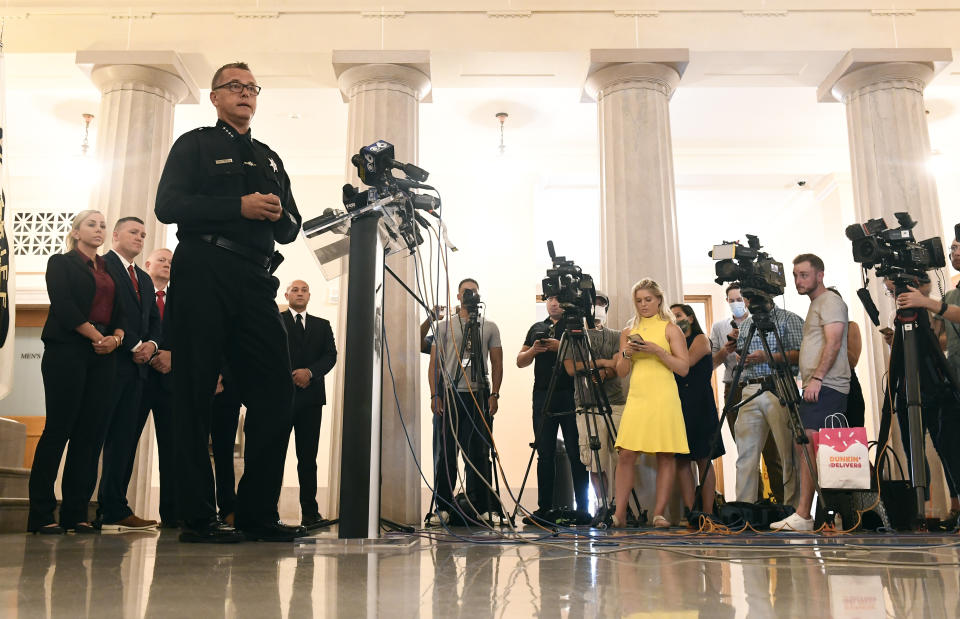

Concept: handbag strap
[[878, 444, 907, 480], [824, 413, 850, 429]]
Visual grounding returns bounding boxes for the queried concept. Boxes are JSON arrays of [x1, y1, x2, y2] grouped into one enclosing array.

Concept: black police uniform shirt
[[156, 119, 302, 256], [523, 318, 574, 392]]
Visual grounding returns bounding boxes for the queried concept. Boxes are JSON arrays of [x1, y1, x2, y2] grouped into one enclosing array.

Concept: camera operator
[[517, 294, 589, 522], [710, 283, 748, 408], [561, 292, 624, 508], [711, 283, 783, 502], [428, 279, 504, 525], [890, 271, 960, 518], [733, 292, 804, 510], [771, 254, 849, 532], [933, 238, 960, 381]]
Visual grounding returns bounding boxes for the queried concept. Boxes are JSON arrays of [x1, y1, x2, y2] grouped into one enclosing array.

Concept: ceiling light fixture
[[81, 113, 94, 155], [496, 112, 508, 154]]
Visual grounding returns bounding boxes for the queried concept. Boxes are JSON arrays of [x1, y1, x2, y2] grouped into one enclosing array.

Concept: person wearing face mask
[[709, 283, 748, 421], [517, 294, 589, 523], [561, 292, 626, 509], [671, 304, 725, 518], [612, 279, 690, 528], [712, 283, 784, 504]]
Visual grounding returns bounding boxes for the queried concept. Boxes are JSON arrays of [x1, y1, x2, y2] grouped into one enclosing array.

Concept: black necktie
[[295, 313, 304, 332]]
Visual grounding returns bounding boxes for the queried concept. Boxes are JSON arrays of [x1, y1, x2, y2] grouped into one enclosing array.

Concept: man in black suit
[[282, 280, 337, 529], [97, 216, 162, 531], [138, 247, 177, 526]]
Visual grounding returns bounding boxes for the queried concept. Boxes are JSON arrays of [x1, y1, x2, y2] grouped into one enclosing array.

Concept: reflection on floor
[[1, 527, 959, 618]]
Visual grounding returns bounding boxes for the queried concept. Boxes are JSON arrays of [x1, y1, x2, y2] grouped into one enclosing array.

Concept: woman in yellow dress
[[612, 279, 690, 528]]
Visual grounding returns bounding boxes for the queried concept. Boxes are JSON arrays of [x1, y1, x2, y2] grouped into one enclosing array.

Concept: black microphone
[[394, 177, 435, 191], [391, 159, 429, 182], [413, 212, 432, 229], [412, 193, 441, 217], [342, 184, 368, 210], [547, 240, 556, 260]]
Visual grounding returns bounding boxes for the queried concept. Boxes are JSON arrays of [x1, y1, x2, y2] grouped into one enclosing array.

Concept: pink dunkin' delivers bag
[[817, 414, 870, 490]]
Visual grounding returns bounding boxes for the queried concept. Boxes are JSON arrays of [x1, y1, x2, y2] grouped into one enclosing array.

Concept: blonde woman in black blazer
[[28, 210, 126, 534]]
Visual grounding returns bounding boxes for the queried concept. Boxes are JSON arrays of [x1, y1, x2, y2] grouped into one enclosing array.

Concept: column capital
[[817, 48, 952, 103], [76, 50, 200, 104], [582, 49, 688, 102], [332, 50, 432, 103]]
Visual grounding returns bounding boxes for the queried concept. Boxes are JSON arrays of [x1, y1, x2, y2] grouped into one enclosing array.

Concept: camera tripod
[[510, 319, 643, 528], [702, 301, 836, 526], [876, 276, 960, 529], [427, 307, 506, 526]]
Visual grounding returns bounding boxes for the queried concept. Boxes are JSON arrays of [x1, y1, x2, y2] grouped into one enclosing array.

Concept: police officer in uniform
[[156, 62, 304, 543]]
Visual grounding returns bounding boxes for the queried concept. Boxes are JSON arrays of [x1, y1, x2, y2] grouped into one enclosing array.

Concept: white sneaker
[[770, 512, 813, 532], [484, 511, 506, 526], [425, 510, 450, 527]]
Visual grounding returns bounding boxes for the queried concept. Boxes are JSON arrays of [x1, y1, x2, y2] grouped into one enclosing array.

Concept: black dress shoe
[[28, 523, 64, 535], [72, 522, 99, 534], [301, 514, 332, 530], [241, 521, 307, 542], [159, 520, 181, 529], [179, 519, 244, 544]]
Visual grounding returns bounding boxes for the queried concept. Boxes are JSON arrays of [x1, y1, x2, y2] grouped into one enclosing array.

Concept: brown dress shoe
[[101, 514, 159, 532]]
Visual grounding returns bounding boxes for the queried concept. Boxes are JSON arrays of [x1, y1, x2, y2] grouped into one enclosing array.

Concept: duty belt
[[197, 234, 272, 270]]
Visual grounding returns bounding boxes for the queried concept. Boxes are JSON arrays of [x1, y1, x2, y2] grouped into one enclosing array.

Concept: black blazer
[[42, 251, 126, 346], [282, 310, 336, 407], [103, 250, 162, 378]]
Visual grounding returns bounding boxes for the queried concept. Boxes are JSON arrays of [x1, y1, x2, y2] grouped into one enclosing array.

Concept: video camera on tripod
[[845, 212, 945, 325], [709, 234, 786, 314], [541, 240, 597, 332]]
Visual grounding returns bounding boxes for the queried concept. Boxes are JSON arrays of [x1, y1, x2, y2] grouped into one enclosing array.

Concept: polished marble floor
[[1, 527, 959, 618]]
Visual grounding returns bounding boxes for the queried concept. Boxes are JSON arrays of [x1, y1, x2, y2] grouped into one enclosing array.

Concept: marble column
[[76, 51, 199, 519], [820, 49, 952, 516], [584, 49, 688, 522], [328, 51, 431, 525], [584, 50, 688, 325], [78, 51, 199, 257]]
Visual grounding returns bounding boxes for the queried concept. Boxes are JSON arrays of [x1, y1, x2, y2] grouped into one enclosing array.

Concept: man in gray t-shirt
[[427, 278, 504, 524], [772, 254, 849, 533], [432, 315, 502, 393], [560, 293, 624, 503]]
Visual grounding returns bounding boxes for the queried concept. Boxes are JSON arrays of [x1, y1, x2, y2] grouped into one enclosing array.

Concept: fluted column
[[328, 51, 430, 526], [585, 50, 688, 523], [77, 51, 198, 519], [821, 49, 955, 518], [78, 51, 199, 256], [584, 50, 688, 326], [819, 49, 951, 446]]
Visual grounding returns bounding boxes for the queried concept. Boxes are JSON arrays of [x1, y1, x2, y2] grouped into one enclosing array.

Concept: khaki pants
[[576, 404, 624, 480]]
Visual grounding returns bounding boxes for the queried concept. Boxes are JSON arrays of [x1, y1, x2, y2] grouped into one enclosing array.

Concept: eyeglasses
[[213, 81, 261, 96]]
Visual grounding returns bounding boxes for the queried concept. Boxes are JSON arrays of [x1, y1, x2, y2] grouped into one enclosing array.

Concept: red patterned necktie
[[128, 264, 140, 298], [155, 290, 165, 319]]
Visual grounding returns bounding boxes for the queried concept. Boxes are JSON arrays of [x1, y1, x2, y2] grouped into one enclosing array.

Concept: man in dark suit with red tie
[[97, 216, 162, 531], [139, 247, 177, 526], [282, 280, 336, 529]]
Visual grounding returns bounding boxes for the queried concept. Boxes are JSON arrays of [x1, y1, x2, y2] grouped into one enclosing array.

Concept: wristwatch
[[490, 392, 500, 399], [938, 301, 949, 316]]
